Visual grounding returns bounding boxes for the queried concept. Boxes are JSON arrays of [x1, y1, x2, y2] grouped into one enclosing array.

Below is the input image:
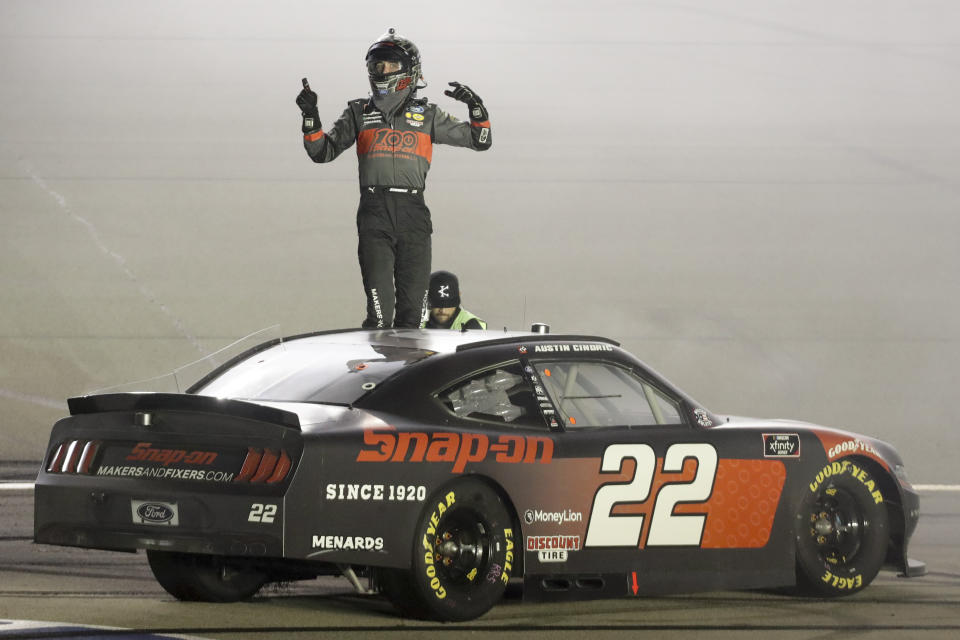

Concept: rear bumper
[[33, 478, 284, 558]]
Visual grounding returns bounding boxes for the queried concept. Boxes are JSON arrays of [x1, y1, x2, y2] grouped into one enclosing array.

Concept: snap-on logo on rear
[[126, 442, 218, 466]]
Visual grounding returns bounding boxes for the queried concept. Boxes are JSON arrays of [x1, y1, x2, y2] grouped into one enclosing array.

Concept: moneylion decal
[[524, 508, 583, 525]]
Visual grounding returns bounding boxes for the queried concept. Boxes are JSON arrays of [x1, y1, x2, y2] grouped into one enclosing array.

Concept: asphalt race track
[[2, 1, 959, 638], [1, 484, 959, 638]]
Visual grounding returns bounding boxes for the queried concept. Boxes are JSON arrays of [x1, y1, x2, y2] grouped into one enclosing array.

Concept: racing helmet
[[365, 28, 423, 96]]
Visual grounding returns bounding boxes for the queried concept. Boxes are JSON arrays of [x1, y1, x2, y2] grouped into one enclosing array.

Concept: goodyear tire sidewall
[[410, 477, 516, 620], [796, 459, 888, 595]]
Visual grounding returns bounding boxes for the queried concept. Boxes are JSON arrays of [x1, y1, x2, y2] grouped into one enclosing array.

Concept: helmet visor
[[366, 49, 405, 79], [368, 59, 402, 76]]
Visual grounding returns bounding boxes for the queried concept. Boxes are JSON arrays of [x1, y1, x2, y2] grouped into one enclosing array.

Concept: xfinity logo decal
[[763, 433, 800, 458], [524, 508, 583, 525]]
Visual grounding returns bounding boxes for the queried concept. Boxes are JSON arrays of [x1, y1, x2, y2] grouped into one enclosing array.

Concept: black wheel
[[379, 477, 517, 621], [795, 460, 889, 596], [146, 550, 266, 602]]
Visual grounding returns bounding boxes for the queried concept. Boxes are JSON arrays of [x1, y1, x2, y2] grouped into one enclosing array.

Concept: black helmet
[[365, 28, 423, 97]]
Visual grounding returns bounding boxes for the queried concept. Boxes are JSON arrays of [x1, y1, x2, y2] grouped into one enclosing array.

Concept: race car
[[34, 327, 924, 620]]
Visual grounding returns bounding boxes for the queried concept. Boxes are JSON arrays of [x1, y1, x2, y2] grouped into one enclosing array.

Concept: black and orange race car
[[34, 327, 924, 620]]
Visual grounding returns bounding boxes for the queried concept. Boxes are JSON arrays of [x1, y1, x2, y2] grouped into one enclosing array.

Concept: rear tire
[[795, 460, 888, 596], [146, 551, 266, 602], [379, 477, 517, 621]]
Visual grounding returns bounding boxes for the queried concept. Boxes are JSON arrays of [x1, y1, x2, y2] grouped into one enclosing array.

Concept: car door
[[522, 357, 794, 595]]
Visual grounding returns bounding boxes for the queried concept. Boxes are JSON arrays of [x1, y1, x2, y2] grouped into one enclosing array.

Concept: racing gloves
[[296, 80, 321, 134], [445, 81, 489, 123]]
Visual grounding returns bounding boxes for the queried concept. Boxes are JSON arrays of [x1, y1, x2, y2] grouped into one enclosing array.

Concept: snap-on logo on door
[[356, 430, 553, 473], [131, 500, 179, 526]]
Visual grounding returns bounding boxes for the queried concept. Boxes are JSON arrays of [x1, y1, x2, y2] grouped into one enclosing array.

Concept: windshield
[[193, 338, 433, 404]]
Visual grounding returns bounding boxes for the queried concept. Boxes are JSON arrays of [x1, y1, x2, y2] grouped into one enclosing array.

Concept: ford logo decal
[[137, 503, 174, 523]]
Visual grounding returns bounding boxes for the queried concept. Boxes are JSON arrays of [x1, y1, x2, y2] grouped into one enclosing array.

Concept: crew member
[[296, 28, 491, 328], [425, 270, 487, 330]]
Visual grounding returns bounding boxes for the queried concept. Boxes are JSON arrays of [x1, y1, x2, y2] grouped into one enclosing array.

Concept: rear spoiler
[[66, 393, 301, 430]]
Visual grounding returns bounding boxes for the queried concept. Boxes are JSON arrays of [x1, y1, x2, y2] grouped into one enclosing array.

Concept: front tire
[[795, 460, 889, 596], [379, 477, 517, 621], [146, 551, 266, 602]]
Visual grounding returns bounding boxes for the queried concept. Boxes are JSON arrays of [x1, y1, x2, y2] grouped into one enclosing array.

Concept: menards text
[[357, 430, 553, 473], [97, 465, 234, 482]]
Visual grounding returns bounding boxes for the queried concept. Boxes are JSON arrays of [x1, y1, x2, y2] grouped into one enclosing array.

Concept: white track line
[[23, 162, 208, 357], [913, 484, 960, 492], [0, 483, 35, 491], [0, 389, 66, 411]]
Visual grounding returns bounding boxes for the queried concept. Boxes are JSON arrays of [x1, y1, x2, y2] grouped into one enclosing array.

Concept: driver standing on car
[[296, 28, 492, 329], [424, 270, 487, 330]]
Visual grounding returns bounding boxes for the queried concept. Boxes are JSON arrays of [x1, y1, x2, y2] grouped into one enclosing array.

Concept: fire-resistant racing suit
[[303, 96, 491, 328]]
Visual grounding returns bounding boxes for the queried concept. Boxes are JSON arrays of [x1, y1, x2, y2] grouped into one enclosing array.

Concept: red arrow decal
[[632, 571, 639, 595]]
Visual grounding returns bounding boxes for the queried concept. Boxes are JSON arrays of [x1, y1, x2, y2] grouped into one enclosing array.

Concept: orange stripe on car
[[608, 457, 786, 549]]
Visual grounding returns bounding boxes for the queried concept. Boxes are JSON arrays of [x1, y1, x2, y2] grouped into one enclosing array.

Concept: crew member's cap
[[428, 270, 460, 308]]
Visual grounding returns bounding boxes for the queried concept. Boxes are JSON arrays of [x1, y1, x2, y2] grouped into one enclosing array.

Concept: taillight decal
[[78, 441, 101, 474], [251, 449, 279, 483], [47, 440, 291, 482], [235, 448, 263, 482], [266, 449, 292, 484], [47, 443, 66, 473], [62, 440, 85, 473], [234, 448, 293, 484]]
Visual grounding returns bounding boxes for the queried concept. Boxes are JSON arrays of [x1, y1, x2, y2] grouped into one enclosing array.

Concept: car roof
[[279, 327, 620, 353], [186, 327, 622, 397]]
